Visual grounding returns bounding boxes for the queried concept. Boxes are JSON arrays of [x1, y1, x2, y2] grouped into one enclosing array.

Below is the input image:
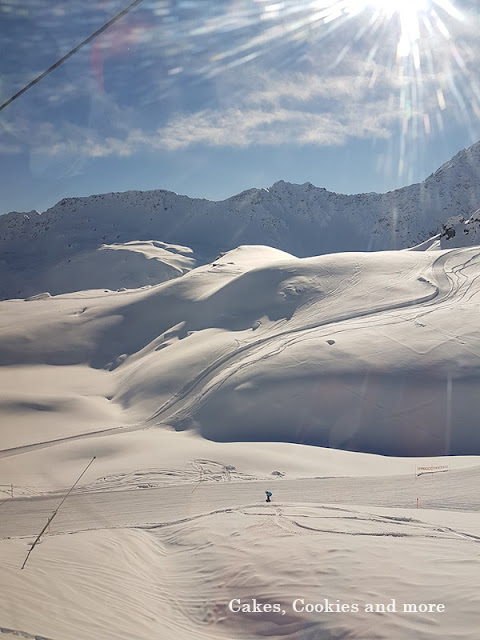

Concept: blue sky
[[1, 0, 480, 215]]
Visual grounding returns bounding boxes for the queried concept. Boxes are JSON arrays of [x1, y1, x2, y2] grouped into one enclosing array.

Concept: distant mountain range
[[2, 140, 480, 299]]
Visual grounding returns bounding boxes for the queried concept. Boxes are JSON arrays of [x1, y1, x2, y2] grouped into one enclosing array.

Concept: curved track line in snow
[[0, 423, 144, 459], [6, 502, 479, 548], [1, 249, 475, 460], [147, 250, 462, 426]]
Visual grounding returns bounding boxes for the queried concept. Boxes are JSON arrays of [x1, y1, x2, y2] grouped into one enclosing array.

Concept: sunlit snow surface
[[3, 138, 480, 301], [2, 245, 480, 456], [1, 244, 480, 639], [1, 477, 480, 640]]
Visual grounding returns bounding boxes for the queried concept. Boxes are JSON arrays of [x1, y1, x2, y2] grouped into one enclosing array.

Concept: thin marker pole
[[21, 456, 96, 570], [191, 467, 203, 494]]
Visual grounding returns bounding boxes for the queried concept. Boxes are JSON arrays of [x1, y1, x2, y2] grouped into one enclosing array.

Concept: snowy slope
[[2, 245, 480, 458], [2, 243, 480, 640], [2, 141, 480, 299], [0, 238, 196, 299], [1, 473, 480, 640], [3, 143, 480, 640]]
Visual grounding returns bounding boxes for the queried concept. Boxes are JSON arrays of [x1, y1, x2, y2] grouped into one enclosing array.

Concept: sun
[[365, 0, 431, 13], [303, 0, 466, 183], [321, 0, 462, 59], [363, 0, 435, 57], [372, 0, 432, 60], [344, 0, 458, 17]]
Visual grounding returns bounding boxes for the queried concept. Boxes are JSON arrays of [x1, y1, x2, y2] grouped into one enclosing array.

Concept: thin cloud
[[156, 104, 394, 150], [19, 99, 396, 158], [1, 44, 479, 159]]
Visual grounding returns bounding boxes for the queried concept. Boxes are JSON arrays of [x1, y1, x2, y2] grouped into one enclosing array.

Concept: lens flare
[[296, 0, 469, 185], [311, 0, 463, 61]]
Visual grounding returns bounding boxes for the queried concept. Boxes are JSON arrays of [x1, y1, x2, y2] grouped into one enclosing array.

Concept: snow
[[0, 240, 196, 299], [4, 244, 480, 455], [0, 244, 480, 639], [1, 476, 480, 640], [2, 139, 480, 300], [2, 140, 480, 638], [438, 209, 480, 249], [0, 365, 123, 451]]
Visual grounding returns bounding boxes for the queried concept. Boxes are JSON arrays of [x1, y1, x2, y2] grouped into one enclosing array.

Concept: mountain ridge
[[1, 140, 480, 299]]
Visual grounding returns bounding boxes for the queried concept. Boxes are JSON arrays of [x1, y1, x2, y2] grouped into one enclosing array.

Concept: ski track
[[151, 248, 462, 426], [0, 424, 146, 460], [0, 248, 476, 462], [3, 502, 480, 549], [2, 467, 480, 541]]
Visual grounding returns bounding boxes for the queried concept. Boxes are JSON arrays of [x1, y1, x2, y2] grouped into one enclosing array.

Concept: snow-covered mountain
[[439, 208, 480, 247], [1, 239, 196, 301], [3, 151, 480, 640], [2, 140, 480, 299]]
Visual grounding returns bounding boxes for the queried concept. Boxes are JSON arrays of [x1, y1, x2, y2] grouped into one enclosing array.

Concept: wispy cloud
[[155, 102, 395, 151], [0, 63, 404, 159], [2, 2, 480, 161]]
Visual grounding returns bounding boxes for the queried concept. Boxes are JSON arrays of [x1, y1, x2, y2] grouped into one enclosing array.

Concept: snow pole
[[191, 467, 203, 494], [416, 498, 419, 509], [21, 456, 96, 570]]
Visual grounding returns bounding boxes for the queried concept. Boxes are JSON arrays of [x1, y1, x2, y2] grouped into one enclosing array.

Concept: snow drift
[[2, 245, 480, 457]]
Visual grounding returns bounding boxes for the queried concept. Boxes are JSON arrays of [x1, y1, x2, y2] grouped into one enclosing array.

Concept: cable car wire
[[0, 0, 144, 112]]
